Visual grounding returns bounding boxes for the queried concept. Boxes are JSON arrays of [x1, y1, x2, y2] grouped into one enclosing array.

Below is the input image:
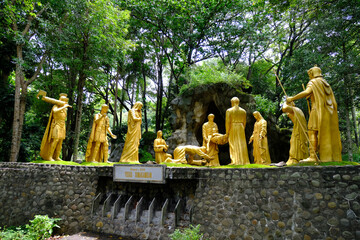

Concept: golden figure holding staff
[[286, 65, 342, 162], [37, 90, 71, 161]]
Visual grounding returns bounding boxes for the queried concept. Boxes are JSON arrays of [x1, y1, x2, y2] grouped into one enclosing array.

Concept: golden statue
[[225, 97, 250, 165], [249, 111, 271, 165], [286, 65, 342, 162], [282, 102, 309, 165], [37, 90, 71, 161], [85, 104, 117, 163], [165, 145, 212, 166], [153, 130, 172, 163], [119, 101, 143, 162], [202, 114, 220, 166]]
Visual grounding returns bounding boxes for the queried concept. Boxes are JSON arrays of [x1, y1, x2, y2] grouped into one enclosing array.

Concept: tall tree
[[50, 0, 132, 161], [2, 0, 54, 162]]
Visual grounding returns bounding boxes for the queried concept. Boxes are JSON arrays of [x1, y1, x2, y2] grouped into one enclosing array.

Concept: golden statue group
[[37, 65, 342, 165]]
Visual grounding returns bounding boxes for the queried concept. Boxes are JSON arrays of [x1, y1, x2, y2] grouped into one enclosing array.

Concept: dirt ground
[[47, 231, 136, 240]]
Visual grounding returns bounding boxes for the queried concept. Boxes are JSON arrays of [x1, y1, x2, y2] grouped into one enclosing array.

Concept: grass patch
[[31, 160, 359, 168], [287, 161, 359, 167], [31, 160, 80, 165], [160, 162, 275, 168], [215, 164, 275, 168]]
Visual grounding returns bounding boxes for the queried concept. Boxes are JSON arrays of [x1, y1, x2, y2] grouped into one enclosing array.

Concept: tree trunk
[[9, 57, 25, 162], [63, 67, 77, 161], [161, 73, 173, 130], [142, 65, 148, 133], [72, 71, 86, 161], [350, 89, 359, 147], [155, 58, 163, 131], [345, 106, 353, 161]]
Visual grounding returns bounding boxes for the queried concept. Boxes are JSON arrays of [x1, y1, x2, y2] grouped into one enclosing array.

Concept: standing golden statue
[[249, 111, 271, 165], [37, 90, 71, 161], [286, 65, 342, 162], [85, 104, 117, 163], [165, 145, 212, 166], [119, 102, 143, 162], [202, 114, 220, 166], [282, 102, 309, 165], [225, 97, 250, 165], [153, 130, 172, 164]]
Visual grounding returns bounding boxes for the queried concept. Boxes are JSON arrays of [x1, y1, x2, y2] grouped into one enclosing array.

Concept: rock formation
[[166, 82, 290, 164]]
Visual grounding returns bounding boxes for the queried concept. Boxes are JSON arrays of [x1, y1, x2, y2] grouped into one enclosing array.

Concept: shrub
[[0, 215, 60, 240], [169, 224, 204, 240]]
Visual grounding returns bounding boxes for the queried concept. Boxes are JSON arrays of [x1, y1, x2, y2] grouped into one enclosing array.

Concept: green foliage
[[253, 95, 277, 119], [342, 154, 360, 163], [139, 148, 155, 163], [26, 215, 60, 240], [179, 59, 250, 94], [169, 224, 204, 240], [0, 215, 60, 240]]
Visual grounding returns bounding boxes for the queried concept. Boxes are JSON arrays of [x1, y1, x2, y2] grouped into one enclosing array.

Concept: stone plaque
[[113, 164, 166, 184]]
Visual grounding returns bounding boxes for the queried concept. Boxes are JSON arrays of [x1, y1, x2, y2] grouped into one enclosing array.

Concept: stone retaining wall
[[0, 163, 359, 240]]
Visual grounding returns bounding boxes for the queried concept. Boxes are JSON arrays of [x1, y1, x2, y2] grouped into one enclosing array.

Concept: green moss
[[81, 161, 141, 166], [287, 161, 359, 167], [31, 160, 80, 165], [215, 164, 275, 168], [160, 162, 275, 168]]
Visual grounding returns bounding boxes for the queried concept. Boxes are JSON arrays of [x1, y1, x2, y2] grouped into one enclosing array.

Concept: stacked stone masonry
[[0, 162, 359, 240]]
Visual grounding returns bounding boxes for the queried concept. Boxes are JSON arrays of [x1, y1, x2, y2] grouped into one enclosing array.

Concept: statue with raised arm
[[225, 97, 250, 165], [85, 104, 117, 163], [282, 102, 309, 165], [37, 91, 71, 161], [202, 114, 220, 166], [119, 102, 143, 162], [165, 145, 212, 166], [286, 65, 342, 162], [249, 111, 271, 165], [153, 130, 172, 163]]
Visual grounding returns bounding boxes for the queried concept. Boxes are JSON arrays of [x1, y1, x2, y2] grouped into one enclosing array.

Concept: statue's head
[[157, 130, 163, 138], [253, 111, 263, 120], [133, 101, 143, 110], [308, 65, 323, 79], [231, 97, 240, 107], [208, 114, 215, 122], [59, 93, 68, 103], [101, 104, 109, 113]]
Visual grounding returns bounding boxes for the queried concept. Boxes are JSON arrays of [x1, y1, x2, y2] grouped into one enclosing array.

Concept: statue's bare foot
[[48, 158, 55, 161], [55, 158, 62, 161], [299, 158, 316, 163]]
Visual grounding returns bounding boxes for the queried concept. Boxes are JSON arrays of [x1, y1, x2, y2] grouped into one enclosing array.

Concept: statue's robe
[[120, 108, 142, 162], [40, 106, 66, 160], [225, 106, 250, 165], [85, 114, 110, 162], [252, 119, 271, 165], [154, 138, 171, 163], [287, 106, 309, 164], [307, 77, 342, 162], [202, 121, 220, 166]]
